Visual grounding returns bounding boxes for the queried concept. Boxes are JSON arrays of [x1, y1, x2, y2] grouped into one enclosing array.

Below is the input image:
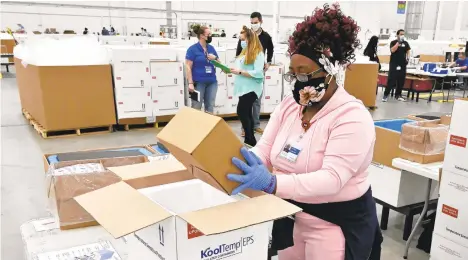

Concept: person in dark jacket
[[364, 36, 381, 70], [235, 11, 274, 136]]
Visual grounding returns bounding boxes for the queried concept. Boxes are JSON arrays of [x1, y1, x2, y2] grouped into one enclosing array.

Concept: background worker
[[450, 52, 468, 72], [236, 11, 274, 136], [383, 29, 411, 102], [231, 26, 265, 146], [185, 24, 219, 114]]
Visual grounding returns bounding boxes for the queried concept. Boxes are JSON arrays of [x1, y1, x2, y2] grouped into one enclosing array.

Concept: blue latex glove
[[227, 147, 276, 195]]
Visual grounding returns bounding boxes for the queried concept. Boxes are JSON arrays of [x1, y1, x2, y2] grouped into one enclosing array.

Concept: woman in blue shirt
[[185, 25, 219, 113], [230, 26, 265, 146]]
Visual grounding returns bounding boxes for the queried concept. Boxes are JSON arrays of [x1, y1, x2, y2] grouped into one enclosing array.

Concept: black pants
[[384, 68, 406, 98], [237, 92, 258, 146]]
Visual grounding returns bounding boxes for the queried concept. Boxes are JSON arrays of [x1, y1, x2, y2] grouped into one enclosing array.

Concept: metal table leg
[[403, 179, 432, 259]]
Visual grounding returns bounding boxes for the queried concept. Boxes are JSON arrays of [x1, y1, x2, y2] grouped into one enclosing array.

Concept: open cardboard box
[[43, 145, 155, 172], [75, 179, 300, 260], [48, 155, 192, 230], [399, 120, 449, 164], [373, 119, 414, 169]]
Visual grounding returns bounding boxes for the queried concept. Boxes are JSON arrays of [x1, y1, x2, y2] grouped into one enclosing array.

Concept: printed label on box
[[187, 223, 204, 239], [442, 204, 459, 218], [200, 235, 255, 259], [36, 241, 121, 260], [449, 135, 467, 148]]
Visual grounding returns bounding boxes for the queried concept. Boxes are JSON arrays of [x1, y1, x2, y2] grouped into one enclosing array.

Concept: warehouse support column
[[453, 0, 465, 41], [177, 13, 182, 41], [433, 1, 443, 40], [272, 0, 280, 44]]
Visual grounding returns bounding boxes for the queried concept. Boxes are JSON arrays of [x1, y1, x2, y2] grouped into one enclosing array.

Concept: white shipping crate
[[151, 86, 185, 116], [115, 98, 153, 119], [434, 170, 468, 247], [261, 65, 284, 114], [214, 74, 229, 115], [430, 234, 468, 260], [75, 179, 299, 260], [283, 79, 293, 100], [150, 62, 184, 87], [443, 99, 468, 176], [148, 46, 177, 61]]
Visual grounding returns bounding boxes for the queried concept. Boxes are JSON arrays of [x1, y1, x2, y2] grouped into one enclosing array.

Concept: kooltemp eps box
[[443, 99, 468, 176], [136, 180, 269, 260], [434, 170, 468, 247], [75, 180, 301, 260]]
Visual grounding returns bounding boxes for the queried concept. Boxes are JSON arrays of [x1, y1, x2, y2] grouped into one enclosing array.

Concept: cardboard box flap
[[178, 194, 301, 235], [75, 182, 172, 238], [157, 107, 222, 154], [108, 159, 186, 180]]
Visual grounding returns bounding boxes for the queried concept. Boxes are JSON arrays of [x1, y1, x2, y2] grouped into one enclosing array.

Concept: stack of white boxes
[[111, 47, 153, 120], [274, 51, 292, 100], [111, 46, 185, 121], [431, 99, 468, 259], [213, 48, 229, 115], [261, 65, 284, 114], [148, 46, 184, 117], [224, 47, 240, 115]]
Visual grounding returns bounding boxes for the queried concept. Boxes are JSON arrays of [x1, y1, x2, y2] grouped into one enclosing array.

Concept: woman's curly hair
[[288, 3, 360, 65]]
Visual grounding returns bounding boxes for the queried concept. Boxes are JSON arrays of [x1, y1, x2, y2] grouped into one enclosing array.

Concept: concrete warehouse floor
[[1, 68, 454, 260]]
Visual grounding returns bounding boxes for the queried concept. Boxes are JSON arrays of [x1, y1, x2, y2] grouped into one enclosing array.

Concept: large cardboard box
[[430, 234, 468, 260], [75, 179, 301, 260], [14, 58, 117, 131], [399, 120, 448, 164], [157, 107, 245, 194], [373, 119, 414, 168], [344, 63, 379, 108], [434, 170, 468, 247], [443, 99, 468, 176]]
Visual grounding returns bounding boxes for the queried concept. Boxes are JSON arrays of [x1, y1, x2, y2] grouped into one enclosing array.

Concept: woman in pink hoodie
[[228, 3, 381, 260]]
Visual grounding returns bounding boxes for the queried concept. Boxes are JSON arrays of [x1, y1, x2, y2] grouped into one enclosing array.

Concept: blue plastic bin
[[374, 119, 414, 133]]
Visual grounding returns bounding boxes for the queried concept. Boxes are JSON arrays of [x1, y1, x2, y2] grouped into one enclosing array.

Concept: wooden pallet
[[117, 115, 174, 131], [22, 109, 112, 138]]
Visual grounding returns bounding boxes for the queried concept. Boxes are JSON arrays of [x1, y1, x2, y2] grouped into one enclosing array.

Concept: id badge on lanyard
[[278, 134, 304, 163]]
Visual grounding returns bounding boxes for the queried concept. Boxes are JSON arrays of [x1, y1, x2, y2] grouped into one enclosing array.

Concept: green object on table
[[210, 60, 231, 73]]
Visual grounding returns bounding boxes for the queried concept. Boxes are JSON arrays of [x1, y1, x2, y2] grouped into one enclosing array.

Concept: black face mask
[[292, 77, 329, 107], [206, 36, 213, 44]]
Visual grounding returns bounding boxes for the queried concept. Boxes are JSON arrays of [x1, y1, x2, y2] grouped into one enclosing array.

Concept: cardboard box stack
[[431, 99, 468, 260], [70, 107, 301, 259], [399, 120, 449, 164]]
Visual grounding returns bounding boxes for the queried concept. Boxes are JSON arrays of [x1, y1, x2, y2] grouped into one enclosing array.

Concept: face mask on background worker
[[251, 23, 261, 32], [399, 35, 405, 42], [241, 41, 248, 49]]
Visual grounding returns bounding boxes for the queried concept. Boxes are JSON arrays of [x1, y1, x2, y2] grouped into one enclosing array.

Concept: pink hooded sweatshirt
[[252, 86, 375, 215]]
